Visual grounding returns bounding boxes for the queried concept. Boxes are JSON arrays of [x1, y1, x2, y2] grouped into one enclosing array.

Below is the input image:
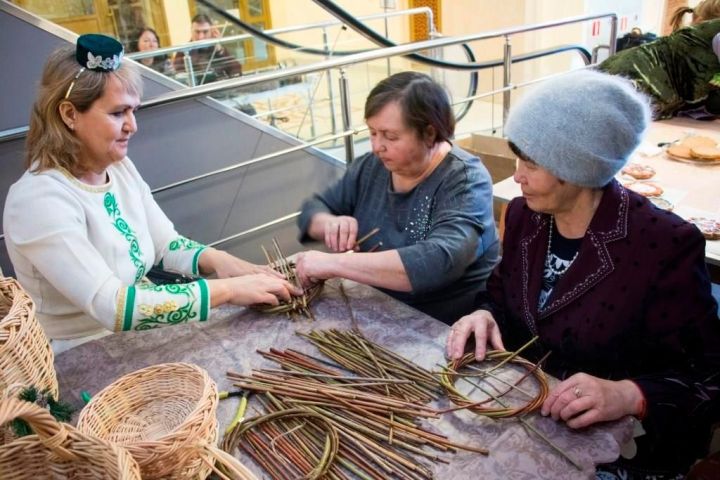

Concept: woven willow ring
[[439, 351, 549, 418], [223, 408, 339, 480]]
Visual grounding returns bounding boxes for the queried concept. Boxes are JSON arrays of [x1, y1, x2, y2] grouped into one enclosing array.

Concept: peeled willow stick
[[298, 329, 443, 402], [228, 372, 439, 418], [259, 392, 437, 480], [355, 227, 380, 248]]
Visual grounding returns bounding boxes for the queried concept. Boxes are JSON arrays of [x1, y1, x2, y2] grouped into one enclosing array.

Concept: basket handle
[[0, 397, 78, 461], [198, 442, 260, 480]]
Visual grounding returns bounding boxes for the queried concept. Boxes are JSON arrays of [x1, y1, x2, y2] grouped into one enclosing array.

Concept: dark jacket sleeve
[[172, 51, 186, 73], [297, 154, 366, 242], [631, 221, 720, 434], [215, 47, 242, 78]]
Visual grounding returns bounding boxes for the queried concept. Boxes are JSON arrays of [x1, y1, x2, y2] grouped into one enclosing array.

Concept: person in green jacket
[[598, 19, 720, 119]]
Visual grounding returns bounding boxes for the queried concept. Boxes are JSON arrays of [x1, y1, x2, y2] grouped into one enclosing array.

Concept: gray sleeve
[[297, 153, 369, 242], [397, 159, 492, 293]]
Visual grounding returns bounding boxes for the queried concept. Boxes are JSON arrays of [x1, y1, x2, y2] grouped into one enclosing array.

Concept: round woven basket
[[0, 277, 58, 398], [77, 362, 257, 480], [0, 397, 141, 479]]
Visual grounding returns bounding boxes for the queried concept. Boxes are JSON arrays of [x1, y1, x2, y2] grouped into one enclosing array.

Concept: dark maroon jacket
[[479, 179, 720, 472]]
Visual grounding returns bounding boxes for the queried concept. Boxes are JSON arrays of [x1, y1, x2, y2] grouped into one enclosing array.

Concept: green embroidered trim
[[198, 279, 209, 322], [169, 236, 204, 251], [192, 247, 206, 275], [167, 236, 206, 275], [710, 73, 720, 88], [132, 283, 200, 331], [122, 286, 135, 331], [104, 192, 145, 282]]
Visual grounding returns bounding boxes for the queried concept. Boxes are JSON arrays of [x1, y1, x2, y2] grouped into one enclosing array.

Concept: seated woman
[[446, 70, 720, 478], [295, 72, 500, 325], [131, 27, 174, 76], [3, 34, 300, 353], [598, 18, 720, 119]]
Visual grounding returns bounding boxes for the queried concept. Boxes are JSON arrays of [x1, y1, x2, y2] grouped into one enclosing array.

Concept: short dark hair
[[191, 13, 213, 25], [130, 27, 160, 53], [508, 140, 534, 164], [364, 71, 455, 145]]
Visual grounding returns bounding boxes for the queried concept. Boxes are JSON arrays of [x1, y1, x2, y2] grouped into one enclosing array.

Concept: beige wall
[[163, 0, 191, 46], [269, 0, 411, 63]]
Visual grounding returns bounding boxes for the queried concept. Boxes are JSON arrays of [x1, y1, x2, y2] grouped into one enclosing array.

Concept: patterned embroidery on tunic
[[169, 236, 203, 251], [133, 283, 198, 330], [406, 195, 434, 242], [103, 192, 145, 282]]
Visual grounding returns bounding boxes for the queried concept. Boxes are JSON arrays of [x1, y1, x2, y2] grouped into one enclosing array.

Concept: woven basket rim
[[0, 397, 141, 479], [78, 362, 215, 430]]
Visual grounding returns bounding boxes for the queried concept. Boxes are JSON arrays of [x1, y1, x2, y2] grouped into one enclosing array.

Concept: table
[[492, 117, 720, 266], [55, 280, 633, 479]]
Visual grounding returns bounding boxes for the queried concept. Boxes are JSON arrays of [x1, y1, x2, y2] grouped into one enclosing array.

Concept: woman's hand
[[200, 248, 281, 279], [294, 251, 336, 286], [217, 274, 302, 307], [446, 310, 505, 361], [323, 215, 358, 252], [541, 373, 645, 429]]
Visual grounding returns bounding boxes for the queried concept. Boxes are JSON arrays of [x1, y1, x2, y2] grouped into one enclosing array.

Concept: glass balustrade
[[8, 0, 592, 161]]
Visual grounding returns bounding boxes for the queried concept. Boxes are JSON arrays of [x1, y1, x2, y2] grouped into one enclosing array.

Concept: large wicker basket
[[0, 397, 141, 479], [77, 362, 257, 480], [0, 277, 57, 398]]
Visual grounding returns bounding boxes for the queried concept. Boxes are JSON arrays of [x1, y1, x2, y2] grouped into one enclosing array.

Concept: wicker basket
[[77, 362, 258, 480], [0, 397, 141, 479], [0, 277, 58, 398]]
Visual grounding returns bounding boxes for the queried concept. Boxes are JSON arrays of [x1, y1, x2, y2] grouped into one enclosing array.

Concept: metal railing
[[0, 13, 617, 247], [128, 6, 433, 61], [0, 13, 615, 144], [137, 12, 616, 164], [127, 7, 434, 87]]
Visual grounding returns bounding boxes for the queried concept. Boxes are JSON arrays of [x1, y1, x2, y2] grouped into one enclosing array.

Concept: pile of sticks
[[223, 330, 486, 479]]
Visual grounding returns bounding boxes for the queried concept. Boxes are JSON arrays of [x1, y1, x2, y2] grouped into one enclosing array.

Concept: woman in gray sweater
[[296, 72, 499, 324]]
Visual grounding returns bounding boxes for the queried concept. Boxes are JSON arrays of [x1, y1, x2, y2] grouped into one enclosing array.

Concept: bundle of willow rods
[[227, 406, 339, 480], [253, 238, 322, 319], [225, 370, 487, 479], [438, 349, 549, 418], [223, 329, 487, 479], [297, 329, 443, 404]]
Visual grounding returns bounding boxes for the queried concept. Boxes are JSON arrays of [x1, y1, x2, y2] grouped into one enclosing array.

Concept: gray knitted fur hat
[[504, 69, 651, 188]]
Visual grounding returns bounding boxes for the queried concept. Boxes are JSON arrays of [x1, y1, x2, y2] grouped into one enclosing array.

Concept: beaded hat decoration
[[64, 34, 124, 99]]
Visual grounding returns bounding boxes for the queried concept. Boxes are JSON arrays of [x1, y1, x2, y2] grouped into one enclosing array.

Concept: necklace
[[545, 216, 579, 276]]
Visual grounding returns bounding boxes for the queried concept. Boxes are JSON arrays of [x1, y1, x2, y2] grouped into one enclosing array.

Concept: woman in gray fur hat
[[446, 70, 720, 479]]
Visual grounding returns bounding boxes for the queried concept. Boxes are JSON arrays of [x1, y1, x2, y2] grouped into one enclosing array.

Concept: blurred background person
[[131, 27, 174, 75], [173, 13, 242, 84], [669, 0, 720, 31], [599, 17, 720, 119]]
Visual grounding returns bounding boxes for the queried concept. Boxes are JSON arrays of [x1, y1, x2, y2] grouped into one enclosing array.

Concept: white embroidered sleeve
[[114, 279, 210, 332]]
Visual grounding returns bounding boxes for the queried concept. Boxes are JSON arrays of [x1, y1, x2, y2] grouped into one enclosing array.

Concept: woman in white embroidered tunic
[[3, 34, 300, 353]]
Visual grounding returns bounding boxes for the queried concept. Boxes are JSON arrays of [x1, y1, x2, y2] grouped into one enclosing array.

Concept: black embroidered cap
[[75, 34, 124, 72]]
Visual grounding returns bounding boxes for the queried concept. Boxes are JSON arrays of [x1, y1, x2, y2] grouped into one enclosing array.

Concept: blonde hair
[[26, 45, 143, 175], [670, 0, 720, 31]]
